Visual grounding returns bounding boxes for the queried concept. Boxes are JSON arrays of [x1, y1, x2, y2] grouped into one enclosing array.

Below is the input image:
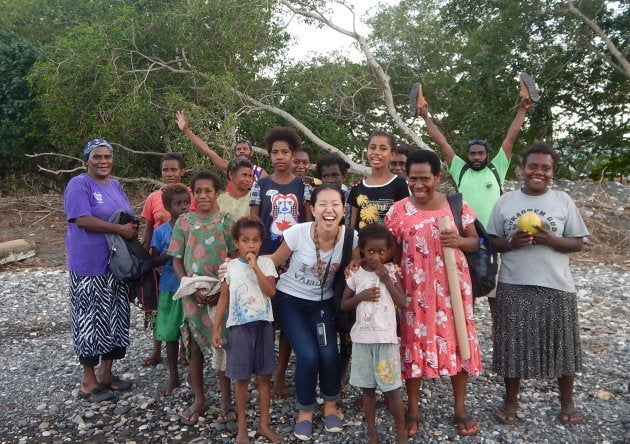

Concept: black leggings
[[79, 346, 126, 367]]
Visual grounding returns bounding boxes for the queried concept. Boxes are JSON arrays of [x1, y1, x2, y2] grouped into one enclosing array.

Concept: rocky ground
[[0, 179, 628, 443]]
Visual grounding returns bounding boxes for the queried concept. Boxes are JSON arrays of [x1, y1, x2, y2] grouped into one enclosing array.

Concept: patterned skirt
[[493, 283, 582, 379], [69, 272, 131, 359]]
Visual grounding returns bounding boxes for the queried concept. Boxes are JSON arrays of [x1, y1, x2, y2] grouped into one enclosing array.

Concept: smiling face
[[367, 135, 395, 169], [161, 159, 186, 184], [235, 226, 263, 260], [235, 142, 253, 158], [407, 162, 440, 206], [522, 152, 554, 195], [270, 141, 294, 173], [311, 188, 345, 229], [86, 146, 113, 181], [193, 179, 218, 214], [292, 150, 311, 177]]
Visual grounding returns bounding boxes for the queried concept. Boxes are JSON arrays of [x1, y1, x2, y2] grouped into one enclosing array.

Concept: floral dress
[[168, 211, 236, 355], [385, 198, 482, 379]]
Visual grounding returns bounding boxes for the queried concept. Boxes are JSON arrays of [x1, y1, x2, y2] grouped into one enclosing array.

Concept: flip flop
[[218, 408, 237, 423], [409, 83, 428, 116], [494, 405, 517, 425], [454, 415, 479, 436], [519, 72, 540, 103], [180, 407, 204, 425], [558, 408, 584, 425], [78, 385, 115, 403], [106, 375, 133, 392]]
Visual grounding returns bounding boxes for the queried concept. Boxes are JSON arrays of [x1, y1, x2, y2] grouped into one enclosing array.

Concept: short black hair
[[315, 153, 349, 178], [297, 145, 313, 162], [406, 149, 441, 175], [395, 143, 413, 157], [235, 139, 252, 150], [358, 223, 395, 249], [232, 216, 266, 241], [227, 157, 253, 176], [521, 142, 560, 169], [161, 152, 186, 169], [161, 183, 190, 209], [190, 169, 224, 192], [264, 126, 302, 154]]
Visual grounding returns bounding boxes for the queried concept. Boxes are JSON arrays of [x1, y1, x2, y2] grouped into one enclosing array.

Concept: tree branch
[[566, 0, 630, 79], [280, 0, 432, 151]]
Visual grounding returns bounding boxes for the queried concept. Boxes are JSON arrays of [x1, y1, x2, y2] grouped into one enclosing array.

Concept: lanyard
[[313, 223, 338, 301]]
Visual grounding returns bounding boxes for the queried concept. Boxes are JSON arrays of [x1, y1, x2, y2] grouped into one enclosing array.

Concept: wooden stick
[[438, 216, 470, 360]]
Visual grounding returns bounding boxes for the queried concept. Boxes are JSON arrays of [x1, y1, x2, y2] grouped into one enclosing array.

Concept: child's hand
[[246, 252, 258, 269], [344, 259, 361, 278], [357, 286, 380, 302], [218, 258, 231, 281], [370, 262, 389, 281], [212, 330, 221, 348]]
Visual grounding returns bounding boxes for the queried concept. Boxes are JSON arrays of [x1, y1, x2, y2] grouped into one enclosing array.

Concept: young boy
[[151, 183, 190, 395], [249, 126, 312, 398], [341, 224, 409, 444], [140, 152, 195, 366], [213, 217, 282, 444]]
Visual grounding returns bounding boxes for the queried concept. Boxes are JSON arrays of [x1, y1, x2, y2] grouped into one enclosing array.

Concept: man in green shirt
[[416, 73, 538, 323]]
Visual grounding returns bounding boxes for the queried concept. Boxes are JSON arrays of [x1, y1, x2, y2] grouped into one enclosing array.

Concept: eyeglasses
[[467, 139, 488, 148]]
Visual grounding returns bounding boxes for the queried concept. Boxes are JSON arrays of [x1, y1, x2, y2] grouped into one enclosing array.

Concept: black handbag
[[331, 227, 355, 333]]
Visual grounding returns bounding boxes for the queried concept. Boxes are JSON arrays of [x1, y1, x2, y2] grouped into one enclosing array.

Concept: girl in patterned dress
[[169, 170, 237, 425], [385, 150, 482, 437]]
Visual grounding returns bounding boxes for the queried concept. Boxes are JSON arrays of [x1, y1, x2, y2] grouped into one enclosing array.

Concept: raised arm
[[500, 99, 532, 158], [418, 105, 455, 166], [176, 110, 229, 171]]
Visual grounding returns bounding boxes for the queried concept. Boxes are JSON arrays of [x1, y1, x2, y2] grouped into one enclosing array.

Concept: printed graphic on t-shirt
[[267, 190, 300, 239]]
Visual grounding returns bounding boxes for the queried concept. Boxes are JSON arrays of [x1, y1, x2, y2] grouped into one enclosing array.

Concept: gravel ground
[[0, 264, 628, 444]]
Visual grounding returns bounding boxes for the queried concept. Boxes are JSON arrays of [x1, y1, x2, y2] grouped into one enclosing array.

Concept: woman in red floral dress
[[385, 150, 482, 437]]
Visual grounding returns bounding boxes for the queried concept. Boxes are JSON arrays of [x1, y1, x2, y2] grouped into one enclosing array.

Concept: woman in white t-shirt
[[267, 184, 358, 441]]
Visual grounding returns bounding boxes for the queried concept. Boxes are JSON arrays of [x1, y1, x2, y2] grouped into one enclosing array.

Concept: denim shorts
[[349, 342, 402, 392]]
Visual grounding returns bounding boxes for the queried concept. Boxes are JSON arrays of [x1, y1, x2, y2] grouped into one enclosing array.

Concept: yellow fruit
[[517, 211, 542, 234]]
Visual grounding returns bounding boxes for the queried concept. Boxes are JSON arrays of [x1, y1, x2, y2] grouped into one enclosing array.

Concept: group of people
[[64, 73, 588, 443]]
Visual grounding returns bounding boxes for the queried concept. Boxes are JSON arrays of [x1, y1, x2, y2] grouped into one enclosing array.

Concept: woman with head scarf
[[64, 139, 136, 402]]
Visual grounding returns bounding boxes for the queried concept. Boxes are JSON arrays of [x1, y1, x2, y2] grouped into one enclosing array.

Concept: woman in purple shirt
[[64, 139, 136, 402]]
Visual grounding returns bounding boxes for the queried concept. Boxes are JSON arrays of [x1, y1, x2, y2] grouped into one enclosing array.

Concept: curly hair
[[521, 142, 560, 170], [161, 183, 190, 209], [232, 216, 266, 241], [358, 223, 396, 249], [316, 153, 349, 178], [189, 169, 224, 192], [160, 152, 186, 169], [263, 126, 302, 154]]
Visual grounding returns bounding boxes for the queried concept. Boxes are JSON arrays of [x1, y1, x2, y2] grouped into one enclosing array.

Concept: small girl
[[168, 170, 237, 425], [348, 131, 409, 230], [150, 183, 190, 395], [341, 224, 408, 444], [212, 217, 282, 444]]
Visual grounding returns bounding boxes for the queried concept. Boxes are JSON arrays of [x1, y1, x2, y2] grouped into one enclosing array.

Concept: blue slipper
[[324, 414, 344, 432], [294, 420, 312, 441]]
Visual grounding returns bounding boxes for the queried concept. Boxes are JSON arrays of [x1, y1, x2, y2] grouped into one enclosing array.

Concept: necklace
[[313, 223, 339, 284]]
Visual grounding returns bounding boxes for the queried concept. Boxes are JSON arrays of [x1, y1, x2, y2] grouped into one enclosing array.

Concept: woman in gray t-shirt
[[487, 142, 588, 426]]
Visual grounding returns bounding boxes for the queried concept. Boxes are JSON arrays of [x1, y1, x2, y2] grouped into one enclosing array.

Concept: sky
[[283, 0, 399, 62]]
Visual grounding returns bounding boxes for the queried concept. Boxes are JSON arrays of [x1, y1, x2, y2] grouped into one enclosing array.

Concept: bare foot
[[395, 429, 409, 444], [367, 428, 379, 444], [160, 376, 180, 396], [257, 426, 283, 443], [271, 381, 290, 399], [236, 428, 250, 444], [141, 353, 162, 366]]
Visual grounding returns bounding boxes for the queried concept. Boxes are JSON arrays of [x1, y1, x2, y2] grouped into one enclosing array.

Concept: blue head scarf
[[83, 139, 113, 161]]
